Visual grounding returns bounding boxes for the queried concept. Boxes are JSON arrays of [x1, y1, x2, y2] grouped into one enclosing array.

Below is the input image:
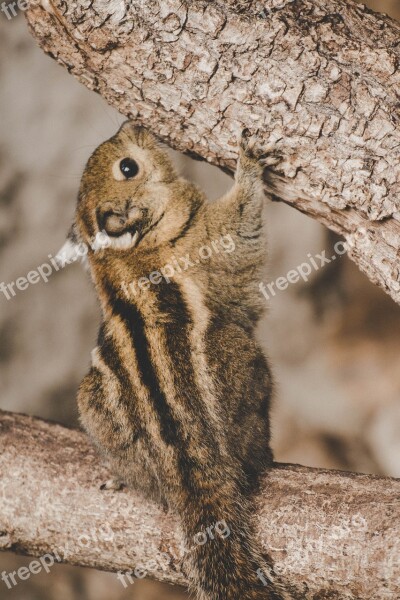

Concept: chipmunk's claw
[[259, 154, 282, 168], [239, 129, 282, 168], [240, 128, 260, 158]]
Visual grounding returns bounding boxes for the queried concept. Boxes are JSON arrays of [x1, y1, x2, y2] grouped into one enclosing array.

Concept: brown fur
[[72, 122, 291, 599]]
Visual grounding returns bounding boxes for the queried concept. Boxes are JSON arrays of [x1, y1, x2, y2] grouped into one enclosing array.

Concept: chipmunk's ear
[[118, 120, 158, 149]]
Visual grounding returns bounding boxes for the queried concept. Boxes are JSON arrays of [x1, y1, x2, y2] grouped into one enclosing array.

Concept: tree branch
[[25, 0, 400, 304], [0, 410, 399, 598]]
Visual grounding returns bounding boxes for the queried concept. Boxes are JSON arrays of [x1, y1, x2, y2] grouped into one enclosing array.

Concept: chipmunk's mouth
[[106, 228, 140, 250], [96, 206, 143, 251]]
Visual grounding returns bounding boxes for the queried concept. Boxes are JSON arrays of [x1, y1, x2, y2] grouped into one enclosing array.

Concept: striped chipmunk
[[63, 122, 292, 599]]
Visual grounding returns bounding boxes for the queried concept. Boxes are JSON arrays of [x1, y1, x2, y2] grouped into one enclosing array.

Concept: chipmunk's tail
[[179, 479, 290, 600]]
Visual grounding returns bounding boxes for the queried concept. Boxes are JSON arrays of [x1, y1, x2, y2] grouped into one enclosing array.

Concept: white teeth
[[130, 231, 139, 248], [93, 230, 140, 252], [109, 230, 139, 251], [116, 232, 132, 249]]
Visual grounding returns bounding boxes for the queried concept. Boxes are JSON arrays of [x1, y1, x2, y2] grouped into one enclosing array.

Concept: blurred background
[[0, 1, 399, 598]]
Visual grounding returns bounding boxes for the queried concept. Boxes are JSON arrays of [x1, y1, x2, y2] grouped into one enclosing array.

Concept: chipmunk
[[65, 122, 290, 599]]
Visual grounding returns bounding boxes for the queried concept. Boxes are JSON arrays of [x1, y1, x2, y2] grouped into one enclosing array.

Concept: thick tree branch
[[25, 0, 400, 304], [0, 410, 399, 598]]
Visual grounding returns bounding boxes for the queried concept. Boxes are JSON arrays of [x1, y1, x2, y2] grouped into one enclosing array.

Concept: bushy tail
[[180, 481, 289, 600]]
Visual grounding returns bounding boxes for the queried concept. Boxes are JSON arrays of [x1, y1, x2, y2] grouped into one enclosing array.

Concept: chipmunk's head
[[67, 122, 201, 258]]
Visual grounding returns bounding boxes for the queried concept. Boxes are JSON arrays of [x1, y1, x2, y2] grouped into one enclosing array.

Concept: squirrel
[[66, 121, 291, 599]]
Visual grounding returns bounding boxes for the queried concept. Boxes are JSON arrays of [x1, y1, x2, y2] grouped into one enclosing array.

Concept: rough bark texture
[[25, 0, 400, 304], [0, 410, 398, 599]]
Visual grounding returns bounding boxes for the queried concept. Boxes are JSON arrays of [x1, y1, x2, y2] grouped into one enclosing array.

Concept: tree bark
[[25, 0, 400, 305], [0, 409, 398, 599]]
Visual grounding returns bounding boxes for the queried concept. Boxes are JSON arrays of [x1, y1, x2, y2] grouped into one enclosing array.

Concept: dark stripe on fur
[[154, 281, 220, 450], [102, 282, 184, 449], [102, 280, 222, 493], [152, 281, 225, 493], [84, 367, 126, 439], [97, 324, 143, 443], [169, 202, 200, 245]]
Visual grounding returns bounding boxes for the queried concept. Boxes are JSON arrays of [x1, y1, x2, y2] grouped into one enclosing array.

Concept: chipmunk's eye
[[119, 158, 139, 179]]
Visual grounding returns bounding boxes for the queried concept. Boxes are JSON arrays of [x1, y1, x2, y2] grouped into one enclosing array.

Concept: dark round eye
[[119, 158, 139, 179]]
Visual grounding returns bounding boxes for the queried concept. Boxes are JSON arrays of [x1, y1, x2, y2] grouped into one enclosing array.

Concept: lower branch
[[0, 410, 398, 598]]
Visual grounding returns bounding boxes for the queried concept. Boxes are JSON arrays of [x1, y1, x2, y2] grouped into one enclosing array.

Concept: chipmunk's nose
[[98, 206, 142, 236], [102, 212, 127, 236]]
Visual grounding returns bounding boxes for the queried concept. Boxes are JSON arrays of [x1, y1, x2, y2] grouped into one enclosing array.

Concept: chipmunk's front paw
[[239, 129, 282, 170], [100, 478, 125, 491], [240, 128, 261, 160]]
